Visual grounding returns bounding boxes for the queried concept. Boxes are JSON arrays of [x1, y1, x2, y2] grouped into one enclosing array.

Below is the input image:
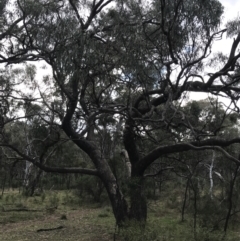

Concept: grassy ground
[[0, 189, 116, 241], [0, 189, 239, 241]]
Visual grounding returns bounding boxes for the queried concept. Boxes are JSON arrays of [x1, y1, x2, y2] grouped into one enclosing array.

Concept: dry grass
[[0, 209, 115, 241]]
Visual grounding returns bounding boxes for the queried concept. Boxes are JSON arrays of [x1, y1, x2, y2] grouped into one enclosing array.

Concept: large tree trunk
[[122, 119, 148, 223], [62, 105, 146, 225], [85, 155, 130, 225], [104, 179, 129, 225], [129, 176, 147, 223], [104, 174, 147, 225], [102, 167, 148, 225]]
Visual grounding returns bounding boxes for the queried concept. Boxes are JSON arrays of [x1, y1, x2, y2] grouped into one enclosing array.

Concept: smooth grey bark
[[120, 149, 131, 179], [23, 130, 35, 192], [209, 151, 215, 199]]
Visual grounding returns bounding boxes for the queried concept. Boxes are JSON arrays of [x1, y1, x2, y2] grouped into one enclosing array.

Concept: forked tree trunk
[[62, 118, 147, 225], [101, 172, 148, 225], [105, 181, 129, 225]]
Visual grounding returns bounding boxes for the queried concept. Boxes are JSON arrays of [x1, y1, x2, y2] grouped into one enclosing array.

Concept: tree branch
[[138, 138, 240, 174], [0, 144, 99, 176]]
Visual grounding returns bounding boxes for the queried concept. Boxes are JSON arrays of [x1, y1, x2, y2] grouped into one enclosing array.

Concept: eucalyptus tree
[[1, 0, 240, 225], [171, 100, 240, 230]]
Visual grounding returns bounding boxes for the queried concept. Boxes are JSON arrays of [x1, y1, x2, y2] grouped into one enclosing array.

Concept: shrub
[[49, 193, 59, 208], [60, 214, 67, 220]]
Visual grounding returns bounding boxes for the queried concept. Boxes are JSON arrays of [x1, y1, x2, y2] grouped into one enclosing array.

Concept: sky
[[212, 0, 240, 54], [221, 0, 240, 20]]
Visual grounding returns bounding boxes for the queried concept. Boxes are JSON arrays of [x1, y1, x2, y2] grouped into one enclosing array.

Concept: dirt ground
[[0, 207, 116, 241]]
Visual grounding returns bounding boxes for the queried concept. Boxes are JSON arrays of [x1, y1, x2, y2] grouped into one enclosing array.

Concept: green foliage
[[75, 175, 105, 203], [197, 196, 224, 229], [181, 99, 239, 140], [15, 201, 25, 209], [189, 101, 202, 120], [165, 193, 179, 210], [226, 17, 240, 37], [61, 191, 77, 206], [4, 193, 17, 204], [41, 192, 46, 202], [48, 193, 59, 208], [118, 219, 229, 241], [98, 213, 110, 218], [60, 213, 67, 220], [119, 220, 158, 241], [193, 227, 225, 241]]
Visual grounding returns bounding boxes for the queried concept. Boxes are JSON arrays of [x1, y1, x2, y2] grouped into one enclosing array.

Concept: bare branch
[[0, 144, 99, 176], [138, 138, 240, 173]]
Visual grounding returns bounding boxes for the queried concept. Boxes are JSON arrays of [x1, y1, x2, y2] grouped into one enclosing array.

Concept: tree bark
[[105, 180, 129, 225], [123, 119, 147, 223], [129, 176, 147, 223], [209, 150, 215, 199], [29, 169, 43, 196], [190, 178, 198, 233], [224, 164, 239, 232], [61, 97, 131, 225], [182, 179, 190, 222]]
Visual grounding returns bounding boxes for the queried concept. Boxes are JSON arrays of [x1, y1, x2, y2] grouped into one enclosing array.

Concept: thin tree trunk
[[209, 150, 215, 199], [120, 149, 131, 179], [23, 132, 36, 191], [224, 164, 239, 232], [1, 172, 6, 196], [23, 161, 33, 188], [190, 179, 198, 234], [182, 179, 190, 222], [29, 170, 43, 196]]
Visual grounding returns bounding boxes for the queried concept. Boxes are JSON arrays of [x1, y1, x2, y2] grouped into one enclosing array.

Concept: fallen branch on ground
[[37, 226, 64, 232]]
